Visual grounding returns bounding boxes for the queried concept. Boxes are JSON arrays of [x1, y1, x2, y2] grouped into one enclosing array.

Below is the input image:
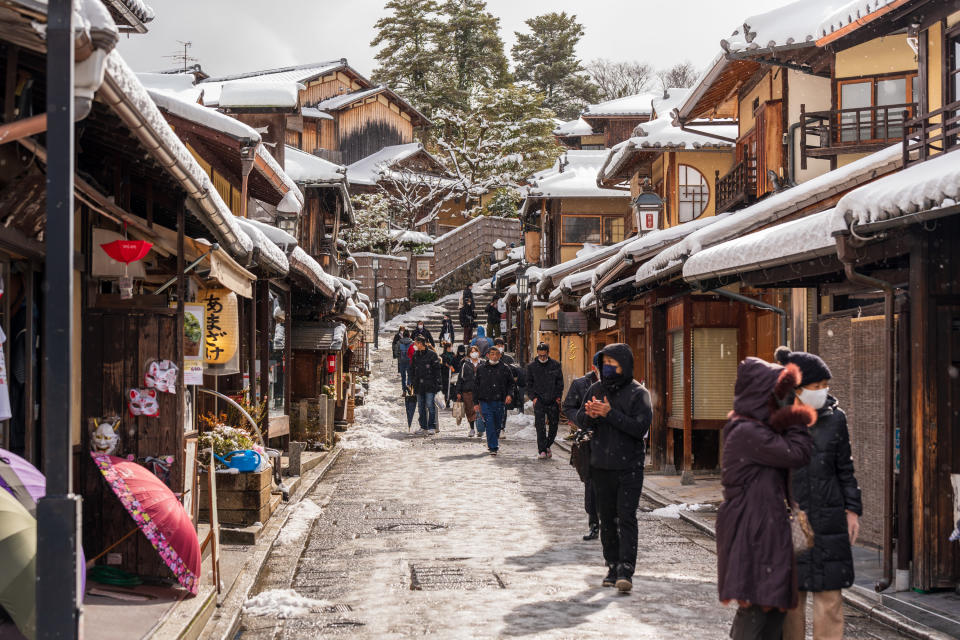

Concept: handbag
[[786, 499, 815, 553], [452, 401, 465, 423], [569, 430, 592, 483]]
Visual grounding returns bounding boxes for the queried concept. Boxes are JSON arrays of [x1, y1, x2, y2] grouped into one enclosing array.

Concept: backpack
[[398, 341, 412, 366]]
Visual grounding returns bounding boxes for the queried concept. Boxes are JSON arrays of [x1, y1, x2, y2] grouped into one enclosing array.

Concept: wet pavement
[[233, 348, 910, 639]]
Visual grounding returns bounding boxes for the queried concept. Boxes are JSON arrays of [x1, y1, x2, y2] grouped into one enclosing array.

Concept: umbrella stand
[[87, 527, 139, 568]]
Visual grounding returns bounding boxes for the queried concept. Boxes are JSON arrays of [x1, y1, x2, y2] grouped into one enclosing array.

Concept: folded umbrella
[[91, 453, 201, 594], [0, 490, 35, 640]]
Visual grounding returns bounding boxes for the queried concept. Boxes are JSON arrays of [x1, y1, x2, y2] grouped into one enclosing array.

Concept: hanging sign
[[198, 288, 239, 366], [181, 303, 205, 385]]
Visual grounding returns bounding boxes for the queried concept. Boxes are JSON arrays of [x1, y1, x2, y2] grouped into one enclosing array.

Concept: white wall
[[788, 70, 833, 185]]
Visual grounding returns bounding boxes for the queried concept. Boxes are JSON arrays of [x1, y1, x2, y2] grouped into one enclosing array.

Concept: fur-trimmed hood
[[732, 357, 816, 431]]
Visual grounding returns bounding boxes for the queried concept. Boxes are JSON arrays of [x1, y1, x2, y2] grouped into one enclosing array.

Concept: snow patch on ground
[[276, 499, 322, 546], [242, 589, 330, 618], [340, 372, 405, 450], [649, 503, 709, 519]]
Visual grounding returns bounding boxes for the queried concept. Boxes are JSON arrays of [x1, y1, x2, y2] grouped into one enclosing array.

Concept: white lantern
[[633, 192, 663, 232]]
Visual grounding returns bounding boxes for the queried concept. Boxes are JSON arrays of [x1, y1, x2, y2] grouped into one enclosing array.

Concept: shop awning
[[292, 322, 346, 351]]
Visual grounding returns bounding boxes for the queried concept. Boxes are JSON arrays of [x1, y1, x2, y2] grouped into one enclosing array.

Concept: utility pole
[[372, 257, 380, 350], [38, 0, 82, 637]]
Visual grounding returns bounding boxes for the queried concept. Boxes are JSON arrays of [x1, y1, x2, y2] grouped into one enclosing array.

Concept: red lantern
[[326, 354, 337, 374], [101, 239, 153, 264]]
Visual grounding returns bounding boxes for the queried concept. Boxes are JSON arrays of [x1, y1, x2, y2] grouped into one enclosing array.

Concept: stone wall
[[432, 216, 521, 283], [353, 253, 408, 302], [432, 255, 488, 298]]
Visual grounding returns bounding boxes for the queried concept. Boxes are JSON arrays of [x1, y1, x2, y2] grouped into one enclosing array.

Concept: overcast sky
[[118, 1, 776, 80]]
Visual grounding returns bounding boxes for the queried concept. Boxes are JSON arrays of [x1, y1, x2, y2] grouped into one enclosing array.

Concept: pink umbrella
[[90, 453, 200, 594]]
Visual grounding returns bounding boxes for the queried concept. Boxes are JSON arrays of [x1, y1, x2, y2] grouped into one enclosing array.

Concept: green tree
[[511, 12, 598, 120], [436, 0, 511, 110], [370, 0, 444, 113], [342, 193, 393, 253]]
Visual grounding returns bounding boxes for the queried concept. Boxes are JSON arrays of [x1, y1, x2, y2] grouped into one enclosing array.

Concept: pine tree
[[436, 0, 511, 111], [342, 193, 393, 253], [370, 0, 444, 114], [511, 12, 598, 120]]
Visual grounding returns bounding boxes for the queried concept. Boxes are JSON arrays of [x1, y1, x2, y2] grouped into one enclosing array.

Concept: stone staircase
[[383, 280, 496, 342]]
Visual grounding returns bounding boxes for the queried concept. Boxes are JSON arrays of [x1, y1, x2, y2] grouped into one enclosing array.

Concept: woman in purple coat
[[716, 357, 816, 640]]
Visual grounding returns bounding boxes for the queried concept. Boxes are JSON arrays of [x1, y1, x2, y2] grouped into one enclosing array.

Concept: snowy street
[[232, 348, 909, 640]]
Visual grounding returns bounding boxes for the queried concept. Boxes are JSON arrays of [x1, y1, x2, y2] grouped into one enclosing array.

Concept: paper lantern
[[198, 288, 239, 365]]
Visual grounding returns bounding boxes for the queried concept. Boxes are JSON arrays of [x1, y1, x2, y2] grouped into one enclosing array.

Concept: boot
[[615, 563, 633, 593], [583, 523, 599, 541], [602, 565, 617, 587]]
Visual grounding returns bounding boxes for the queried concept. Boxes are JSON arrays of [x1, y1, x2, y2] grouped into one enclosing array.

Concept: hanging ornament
[[101, 237, 153, 300], [198, 288, 239, 366]]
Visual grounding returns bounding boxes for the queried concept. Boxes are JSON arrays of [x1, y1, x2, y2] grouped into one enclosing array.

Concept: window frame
[[835, 71, 919, 144], [676, 164, 710, 223], [560, 214, 603, 246]]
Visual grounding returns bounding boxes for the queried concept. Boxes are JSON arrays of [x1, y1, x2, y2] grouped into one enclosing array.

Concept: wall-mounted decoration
[[128, 388, 160, 418], [90, 417, 121, 456], [100, 237, 153, 299], [182, 303, 205, 385], [145, 360, 179, 394]]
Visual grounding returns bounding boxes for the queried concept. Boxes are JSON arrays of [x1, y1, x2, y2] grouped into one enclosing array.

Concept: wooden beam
[[3, 44, 18, 122]]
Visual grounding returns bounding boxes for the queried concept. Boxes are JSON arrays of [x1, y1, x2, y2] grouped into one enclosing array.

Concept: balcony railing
[[715, 160, 756, 214], [800, 102, 916, 168], [903, 99, 960, 167]]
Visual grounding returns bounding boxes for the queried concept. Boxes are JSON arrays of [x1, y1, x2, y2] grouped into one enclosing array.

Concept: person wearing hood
[[395, 330, 413, 392], [411, 321, 434, 346], [470, 325, 492, 358], [576, 344, 652, 593], [564, 351, 602, 541], [526, 342, 564, 459], [411, 336, 442, 434], [716, 357, 816, 640], [775, 348, 862, 640], [460, 286, 475, 343], [440, 314, 457, 345]]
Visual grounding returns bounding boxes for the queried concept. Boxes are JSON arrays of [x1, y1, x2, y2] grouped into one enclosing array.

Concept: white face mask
[[470, 353, 479, 360], [798, 387, 829, 410], [538, 355, 548, 362]]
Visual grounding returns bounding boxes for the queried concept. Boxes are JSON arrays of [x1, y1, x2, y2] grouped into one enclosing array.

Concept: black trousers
[[584, 479, 598, 527], [534, 402, 559, 453], [729, 605, 786, 640], [590, 466, 644, 576]]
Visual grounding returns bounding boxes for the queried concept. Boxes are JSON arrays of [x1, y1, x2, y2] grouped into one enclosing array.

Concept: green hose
[[88, 565, 142, 587]]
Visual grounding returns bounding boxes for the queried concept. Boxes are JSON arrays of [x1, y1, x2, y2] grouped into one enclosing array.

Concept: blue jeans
[[417, 392, 437, 430], [399, 363, 410, 391], [480, 401, 505, 451]]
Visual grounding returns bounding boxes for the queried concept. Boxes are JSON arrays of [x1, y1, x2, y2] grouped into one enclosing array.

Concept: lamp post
[[493, 239, 507, 263], [517, 270, 529, 364], [372, 257, 380, 350], [632, 191, 664, 232]]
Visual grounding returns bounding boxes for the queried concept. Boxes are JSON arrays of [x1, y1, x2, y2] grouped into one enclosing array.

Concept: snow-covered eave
[[289, 246, 339, 298], [234, 217, 290, 275], [255, 145, 304, 212]]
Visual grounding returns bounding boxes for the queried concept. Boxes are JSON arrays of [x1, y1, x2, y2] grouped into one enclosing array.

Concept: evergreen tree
[[370, 0, 444, 113], [511, 12, 598, 120], [342, 193, 393, 253], [436, 0, 511, 111]]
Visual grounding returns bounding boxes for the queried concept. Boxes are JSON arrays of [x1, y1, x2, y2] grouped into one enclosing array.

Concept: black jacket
[[576, 344, 652, 470], [526, 357, 564, 404], [411, 348, 442, 394], [411, 326, 434, 345], [440, 319, 456, 342], [475, 360, 515, 403], [457, 360, 480, 395], [562, 371, 598, 428], [459, 304, 474, 328], [486, 301, 500, 325], [391, 331, 404, 358], [792, 397, 863, 592]]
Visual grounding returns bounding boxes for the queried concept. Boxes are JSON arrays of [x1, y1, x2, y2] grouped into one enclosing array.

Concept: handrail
[[800, 102, 916, 150], [196, 387, 265, 447], [902, 98, 960, 165]]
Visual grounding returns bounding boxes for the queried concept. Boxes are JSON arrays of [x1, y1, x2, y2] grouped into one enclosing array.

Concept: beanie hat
[[592, 351, 603, 369], [774, 346, 832, 386]]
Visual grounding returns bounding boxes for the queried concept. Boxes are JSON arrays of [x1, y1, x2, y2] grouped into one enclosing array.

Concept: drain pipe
[[836, 234, 896, 593], [707, 288, 788, 346], [786, 121, 802, 187]]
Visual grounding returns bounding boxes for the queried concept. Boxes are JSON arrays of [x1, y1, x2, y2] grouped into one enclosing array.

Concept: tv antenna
[[165, 41, 198, 73]]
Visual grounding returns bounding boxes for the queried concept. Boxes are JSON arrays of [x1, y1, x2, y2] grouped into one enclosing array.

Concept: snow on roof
[[255, 146, 303, 211], [633, 141, 903, 288], [217, 81, 301, 108], [284, 145, 346, 184], [830, 150, 960, 233], [720, 0, 846, 55], [109, 0, 155, 23], [526, 151, 631, 199], [537, 236, 634, 297], [316, 86, 384, 111], [683, 208, 836, 282], [301, 107, 333, 120], [234, 217, 289, 274], [508, 245, 524, 260], [138, 72, 197, 96], [583, 92, 657, 117], [554, 118, 594, 137], [651, 88, 693, 120], [145, 84, 259, 141], [240, 218, 297, 250], [290, 246, 339, 295], [346, 143, 428, 187], [389, 229, 434, 245], [203, 60, 346, 87], [817, 0, 901, 42], [492, 239, 507, 249], [559, 268, 597, 292]]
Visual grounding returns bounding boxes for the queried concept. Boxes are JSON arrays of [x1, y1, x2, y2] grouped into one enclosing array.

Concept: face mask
[[602, 364, 619, 379], [538, 355, 548, 362], [418, 324, 424, 329], [470, 353, 479, 360], [798, 387, 829, 410]]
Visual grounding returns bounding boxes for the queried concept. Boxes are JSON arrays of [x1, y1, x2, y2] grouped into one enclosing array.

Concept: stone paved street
[[234, 349, 909, 639]]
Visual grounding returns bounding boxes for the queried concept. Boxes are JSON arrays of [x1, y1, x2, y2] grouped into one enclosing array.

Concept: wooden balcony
[[903, 99, 960, 167], [715, 160, 756, 214], [800, 102, 916, 169]]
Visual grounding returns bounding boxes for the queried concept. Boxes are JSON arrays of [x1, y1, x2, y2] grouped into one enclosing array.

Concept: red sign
[[326, 354, 337, 373]]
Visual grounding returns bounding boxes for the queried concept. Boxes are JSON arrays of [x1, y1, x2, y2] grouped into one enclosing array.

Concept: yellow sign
[[198, 288, 239, 365]]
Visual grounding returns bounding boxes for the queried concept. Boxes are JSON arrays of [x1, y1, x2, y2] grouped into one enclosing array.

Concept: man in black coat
[[475, 347, 514, 456], [485, 295, 501, 338], [526, 342, 564, 459], [410, 337, 442, 434], [411, 321, 434, 346], [460, 286, 475, 343], [577, 344, 652, 594], [563, 351, 602, 541]]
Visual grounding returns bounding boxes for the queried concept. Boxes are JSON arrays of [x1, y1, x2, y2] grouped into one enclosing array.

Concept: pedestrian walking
[[440, 314, 456, 345], [391, 325, 406, 360], [486, 295, 501, 338], [563, 351, 602, 541], [410, 336, 442, 434], [716, 357, 816, 640], [475, 346, 514, 456], [494, 337, 516, 438], [411, 321, 434, 346], [775, 348, 862, 640], [576, 344, 652, 593], [497, 295, 508, 336], [459, 286, 475, 344], [470, 325, 492, 357], [457, 345, 483, 437], [493, 337, 513, 364], [526, 342, 564, 459], [440, 342, 457, 409], [395, 330, 413, 392]]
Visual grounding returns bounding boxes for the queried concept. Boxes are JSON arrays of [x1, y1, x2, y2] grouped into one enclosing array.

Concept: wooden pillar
[[24, 265, 35, 462], [175, 201, 186, 481], [650, 302, 668, 471], [3, 44, 18, 123], [240, 152, 254, 219], [284, 289, 292, 416], [257, 281, 270, 439], [681, 299, 695, 485], [247, 283, 257, 406]]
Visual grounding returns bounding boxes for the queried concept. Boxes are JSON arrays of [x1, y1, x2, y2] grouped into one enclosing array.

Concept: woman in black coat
[[776, 348, 862, 640]]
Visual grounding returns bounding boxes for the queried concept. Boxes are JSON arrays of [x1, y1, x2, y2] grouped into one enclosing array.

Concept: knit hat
[[537, 342, 549, 352], [774, 346, 832, 386], [592, 351, 603, 369]]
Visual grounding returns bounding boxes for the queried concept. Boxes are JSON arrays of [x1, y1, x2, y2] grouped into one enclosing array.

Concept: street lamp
[[632, 191, 664, 232], [372, 257, 380, 350], [516, 271, 529, 363], [493, 239, 507, 262]]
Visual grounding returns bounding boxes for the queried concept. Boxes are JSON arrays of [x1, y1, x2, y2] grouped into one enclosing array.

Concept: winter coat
[[459, 304, 474, 328], [576, 344, 652, 470], [470, 327, 491, 357], [475, 360, 515, 403], [411, 348, 442, 394], [440, 319, 456, 343], [716, 357, 816, 612], [563, 371, 598, 428], [411, 326, 434, 346], [526, 357, 564, 405], [396, 337, 413, 368], [391, 331, 404, 358], [457, 360, 480, 395], [460, 289, 474, 309], [792, 396, 862, 592], [486, 301, 500, 326]]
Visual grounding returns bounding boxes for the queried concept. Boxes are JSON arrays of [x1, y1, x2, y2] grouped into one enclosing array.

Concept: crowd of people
[[389, 289, 862, 637]]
